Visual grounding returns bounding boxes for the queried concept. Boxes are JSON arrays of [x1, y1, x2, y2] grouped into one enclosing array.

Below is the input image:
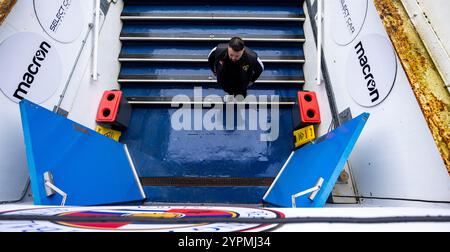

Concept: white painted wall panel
[[319, 0, 450, 204], [0, 0, 121, 201]]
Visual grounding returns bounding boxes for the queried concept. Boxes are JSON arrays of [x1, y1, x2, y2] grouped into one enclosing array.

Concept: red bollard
[[96, 90, 131, 130], [292, 91, 321, 129], [297, 91, 321, 124]]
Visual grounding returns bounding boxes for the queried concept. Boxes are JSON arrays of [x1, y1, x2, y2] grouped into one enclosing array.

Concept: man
[[208, 37, 264, 100]]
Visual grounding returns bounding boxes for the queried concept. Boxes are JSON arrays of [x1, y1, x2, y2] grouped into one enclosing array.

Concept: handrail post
[[92, 0, 101, 81], [317, 0, 322, 86], [54, 23, 94, 115]]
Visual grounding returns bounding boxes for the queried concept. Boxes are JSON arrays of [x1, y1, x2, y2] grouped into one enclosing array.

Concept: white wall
[[0, 0, 123, 202], [67, 1, 123, 128], [315, 0, 450, 205], [401, 0, 450, 93]]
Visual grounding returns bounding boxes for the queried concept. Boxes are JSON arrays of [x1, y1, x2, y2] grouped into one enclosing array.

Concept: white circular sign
[[346, 34, 397, 107], [327, 0, 368, 46], [34, 0, 85, 43], [0, 32, 62, 104]]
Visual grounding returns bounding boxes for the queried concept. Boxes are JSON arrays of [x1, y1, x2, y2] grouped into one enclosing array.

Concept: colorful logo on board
[[0, 206, 284, 232]]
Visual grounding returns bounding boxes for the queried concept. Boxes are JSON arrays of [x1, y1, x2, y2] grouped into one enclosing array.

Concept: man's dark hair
[[229, 37, 245, 52]]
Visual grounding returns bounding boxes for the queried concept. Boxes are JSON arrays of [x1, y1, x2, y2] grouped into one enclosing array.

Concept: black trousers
[[220, 81, 248, 97]]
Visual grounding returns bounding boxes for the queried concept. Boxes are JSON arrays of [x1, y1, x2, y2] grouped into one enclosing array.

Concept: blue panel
[[144, 186, 268, 204], [121, 85, 302, 98], [122, 21, 304, 37], [119, 0, 307, 204], [119, 62, 304, 79], [123, 0, 305, 6], [20, 100, 145, 206], [263, 113, 370, 207], [122, 107, 294, 178], [121, 41, 305, 58], [123, 5, 304, 16]]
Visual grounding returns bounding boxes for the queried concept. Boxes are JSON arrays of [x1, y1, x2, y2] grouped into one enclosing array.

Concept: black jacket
[[208, 43, 264, 87]]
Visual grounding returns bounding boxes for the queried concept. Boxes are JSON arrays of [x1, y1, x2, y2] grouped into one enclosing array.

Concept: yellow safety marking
[[293, 125, 315, 148], [95, 125, 121, 141]]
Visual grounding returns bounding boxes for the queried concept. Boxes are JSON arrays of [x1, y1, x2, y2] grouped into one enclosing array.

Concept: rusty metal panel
[[0, 0, 16, 25], [374, 0, 450, 173]]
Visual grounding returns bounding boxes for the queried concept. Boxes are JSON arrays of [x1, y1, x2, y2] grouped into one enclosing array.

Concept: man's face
[[227, 47, 244, 63]]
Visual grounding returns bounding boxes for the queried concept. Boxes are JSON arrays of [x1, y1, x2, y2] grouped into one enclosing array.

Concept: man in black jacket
[[208, 37, 264, 99]]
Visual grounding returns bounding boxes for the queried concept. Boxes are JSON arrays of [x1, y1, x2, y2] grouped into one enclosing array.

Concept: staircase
[[119, 0, 307, 204]]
